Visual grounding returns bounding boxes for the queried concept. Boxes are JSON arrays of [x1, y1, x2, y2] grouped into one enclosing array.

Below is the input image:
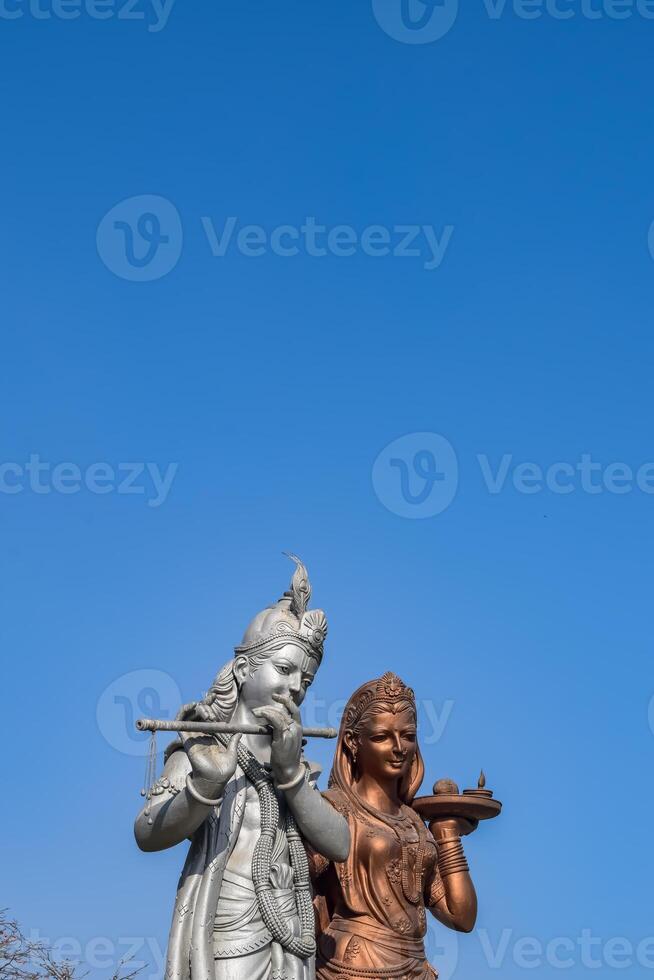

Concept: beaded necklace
[[214, 732, 316, 959], [346, 787, 426, 905]]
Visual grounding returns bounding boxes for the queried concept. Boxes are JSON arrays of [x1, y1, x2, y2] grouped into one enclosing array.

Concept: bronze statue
[[134, 556, 350, 980], [309, 673, 499, 980]]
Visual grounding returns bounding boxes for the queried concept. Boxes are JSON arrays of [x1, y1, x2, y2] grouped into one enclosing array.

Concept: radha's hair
[[328, 676, 425, 805]]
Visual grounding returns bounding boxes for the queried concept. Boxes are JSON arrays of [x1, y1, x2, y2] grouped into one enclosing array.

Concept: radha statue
[[309, 673, 478, 980], [134, 556, 350, 980]]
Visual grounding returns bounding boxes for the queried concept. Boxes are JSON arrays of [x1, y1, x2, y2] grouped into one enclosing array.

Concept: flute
[[136, 718, 338, 739]]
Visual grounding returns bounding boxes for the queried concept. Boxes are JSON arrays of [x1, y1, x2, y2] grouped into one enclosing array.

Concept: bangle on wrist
[[437, 836, 469, 878], [275, 766, 306, 792], [185, 773, 223, 806]]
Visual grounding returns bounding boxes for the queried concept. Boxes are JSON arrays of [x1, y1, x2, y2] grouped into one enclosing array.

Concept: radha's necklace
[[349, 788, 426, 905]]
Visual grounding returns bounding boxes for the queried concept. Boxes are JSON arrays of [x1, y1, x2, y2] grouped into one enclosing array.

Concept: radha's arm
[[424, 824, 477, 933]]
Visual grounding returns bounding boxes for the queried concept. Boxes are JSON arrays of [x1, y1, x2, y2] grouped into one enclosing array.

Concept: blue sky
[[2, 2, 654, 978]]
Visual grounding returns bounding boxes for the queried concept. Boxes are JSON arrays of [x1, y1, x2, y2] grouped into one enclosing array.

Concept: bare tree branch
[[0, 911, 146, 980]]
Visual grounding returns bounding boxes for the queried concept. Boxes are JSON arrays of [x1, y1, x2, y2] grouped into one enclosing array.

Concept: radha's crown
[[234, 553, 327, 664], [344, 672, 416, 731]]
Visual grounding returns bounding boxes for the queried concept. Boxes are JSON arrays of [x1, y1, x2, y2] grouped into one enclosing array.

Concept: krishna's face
[[234, 643, 318, 710]]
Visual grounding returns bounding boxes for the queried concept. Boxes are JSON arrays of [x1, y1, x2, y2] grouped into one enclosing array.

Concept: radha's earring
[[351, 744, 358, 767]]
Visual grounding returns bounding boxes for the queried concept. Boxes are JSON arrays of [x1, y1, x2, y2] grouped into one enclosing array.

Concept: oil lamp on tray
[[412, 769, 503, 822]]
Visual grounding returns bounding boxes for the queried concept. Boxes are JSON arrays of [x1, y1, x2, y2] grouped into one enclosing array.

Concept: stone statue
[[309, 673, 484, 980], [134, 556, 350, 980]]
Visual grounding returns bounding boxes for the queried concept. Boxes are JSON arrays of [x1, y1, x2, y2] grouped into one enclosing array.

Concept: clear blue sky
[[2, 2, 654, 978]]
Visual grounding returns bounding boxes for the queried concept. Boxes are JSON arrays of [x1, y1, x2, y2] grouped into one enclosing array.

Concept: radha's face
[[237, 643, 317, 710], [354, 707, 417, 784]]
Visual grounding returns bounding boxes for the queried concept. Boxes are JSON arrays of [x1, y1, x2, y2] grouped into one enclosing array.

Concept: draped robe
[[163, 747, 314, 980]]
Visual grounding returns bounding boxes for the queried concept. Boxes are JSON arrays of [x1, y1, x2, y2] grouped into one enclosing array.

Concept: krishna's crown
[[344, 672, 416, 731], [234, 553, 327, 663]]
